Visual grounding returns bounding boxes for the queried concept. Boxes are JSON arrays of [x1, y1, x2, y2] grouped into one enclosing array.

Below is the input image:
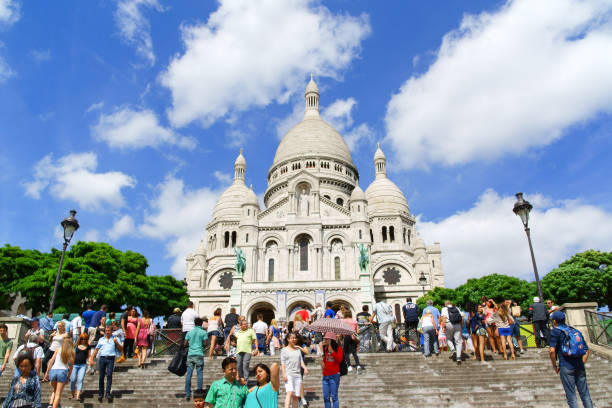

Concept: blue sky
[[1, 0, 611, 287]]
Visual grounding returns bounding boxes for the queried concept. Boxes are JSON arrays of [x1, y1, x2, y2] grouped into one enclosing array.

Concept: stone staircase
[[1, 349, 612, 407]]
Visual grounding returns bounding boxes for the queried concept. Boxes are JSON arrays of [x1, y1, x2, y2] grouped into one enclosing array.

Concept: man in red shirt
[[320, 332, 343, 408], [296, 308, 310, 324]]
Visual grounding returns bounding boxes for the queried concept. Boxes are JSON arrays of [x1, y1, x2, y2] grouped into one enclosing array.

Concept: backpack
[[447, 307, 462, 324], [403, 303, 419, 322], [560, 326, 587, 358]]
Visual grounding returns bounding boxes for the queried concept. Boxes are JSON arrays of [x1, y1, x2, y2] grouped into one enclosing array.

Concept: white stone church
[[186, 77, 444, 323]]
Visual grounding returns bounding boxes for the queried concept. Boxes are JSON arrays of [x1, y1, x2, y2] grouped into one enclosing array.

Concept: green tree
[[1, 242, 187, 316], [541, 250, 612, 307], [454, 274, 536, 314]]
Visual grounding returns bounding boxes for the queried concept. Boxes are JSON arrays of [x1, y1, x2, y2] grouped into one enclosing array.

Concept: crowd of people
[[0, 295, 594, 408]]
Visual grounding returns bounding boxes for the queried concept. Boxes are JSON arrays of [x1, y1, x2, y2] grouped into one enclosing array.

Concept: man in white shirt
[[181, 301, 199, 344], [441, 301, 464, 365], [370, 300, 396, 352], [13, 334, 44, 377], [71, 312, 83, 342], [252, 314, 269, 355]]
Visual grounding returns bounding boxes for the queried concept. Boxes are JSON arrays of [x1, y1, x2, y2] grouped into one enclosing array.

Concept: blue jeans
[[185, 355, 204, 397], [98, 356, 115, 397], [322, 373, 340, 408], [422, 327, 439, 356], [70, 364, 87, 392], [559, 366, 593, 408], [256, 333, 267, 354]]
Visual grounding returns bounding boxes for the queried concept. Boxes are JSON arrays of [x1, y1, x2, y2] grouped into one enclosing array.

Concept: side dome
[[350, 182, 366, 202], [365, 177, 410, 216], [242, 185, 260, 207], [211, 182, 251, 220]]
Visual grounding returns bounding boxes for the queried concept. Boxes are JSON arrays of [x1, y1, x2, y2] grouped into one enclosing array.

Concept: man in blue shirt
[[82, 305, 95, 329], [89, 305, 107, 344], [548, 311, 593, 408], [39, 312, 54, 334], [185, 317, 208, 401], [323, 302, 335, 318], [90, 325, 123, 403]]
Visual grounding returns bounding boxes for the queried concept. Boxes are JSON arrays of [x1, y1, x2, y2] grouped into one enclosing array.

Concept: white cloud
[[322, 98, 374, 151], [29, 49, 50, 62], [86, 101, 104, 113], [0, 0, 20, 26], [107, 215, 136, 240], [213, 171, 232, 185], [139, 176, 222, 277], [114, 0, 164, 66], [24, 152, 136, 209], [385, 0, 612, 169], [160, 0, 370, 128], [275, 101, 304, 140], [83, 229, 101, 242], [92, 107, 196, 150], [418, 189, 612, 288], [0, 55, 13, 83]]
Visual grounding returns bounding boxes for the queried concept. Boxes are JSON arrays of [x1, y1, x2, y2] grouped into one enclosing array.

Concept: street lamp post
[[49, 210, 80, 314], [418, 271, 427, 296], [512, 193, 544, 302]]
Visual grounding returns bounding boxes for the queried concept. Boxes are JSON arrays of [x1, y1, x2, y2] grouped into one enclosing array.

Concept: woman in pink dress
[[136, 310, 152, 368], [124, 309, 138, 359]]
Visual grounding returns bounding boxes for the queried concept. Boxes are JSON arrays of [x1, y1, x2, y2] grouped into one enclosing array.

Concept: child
[[193, 388, 205, 408], [228, 335, 237, 358], [110, 320, 125, 362]]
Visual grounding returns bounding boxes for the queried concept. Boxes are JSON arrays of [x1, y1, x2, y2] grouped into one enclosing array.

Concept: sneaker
[[98, 396, 103, 403], [186, 395, 191, 401], [356, 365, 362, 372], [347, 366, 353, 372], [301, 398, 308, 407], [520, 349, 524, 354], [457, 360, 462, 366]]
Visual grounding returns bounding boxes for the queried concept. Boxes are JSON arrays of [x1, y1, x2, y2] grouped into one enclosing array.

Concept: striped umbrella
[[305, 318, 355, 335]]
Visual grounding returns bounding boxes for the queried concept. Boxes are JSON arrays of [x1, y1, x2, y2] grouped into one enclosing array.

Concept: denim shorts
[[49, 369, 68, 383], [498, 327, 512, 337], [208, 330, 220, 337]]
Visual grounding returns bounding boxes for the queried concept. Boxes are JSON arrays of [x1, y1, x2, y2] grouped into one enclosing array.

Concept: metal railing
[[151, 328, 184, 356], [585, 310, 612, 348]]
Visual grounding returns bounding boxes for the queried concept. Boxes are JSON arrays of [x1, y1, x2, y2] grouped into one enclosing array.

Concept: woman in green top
[[244, 362, 280, 408]]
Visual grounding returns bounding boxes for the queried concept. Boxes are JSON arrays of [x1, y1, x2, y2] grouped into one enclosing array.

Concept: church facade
[[186, 77, 444, 323]]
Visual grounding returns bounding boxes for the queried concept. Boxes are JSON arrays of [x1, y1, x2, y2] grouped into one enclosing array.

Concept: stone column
[[288, 248, 293, 281], [318, 247, 323, 280], [313, 192, 320, 214], [322, 246, 329, 280], [289, 192, 296, 214], [229, 273, 244, 314], [560, 302, 598, 343]]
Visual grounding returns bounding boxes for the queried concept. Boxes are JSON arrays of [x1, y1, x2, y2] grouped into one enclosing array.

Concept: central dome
[[272, 76, 355, 168], [273, 117, 355, 166]]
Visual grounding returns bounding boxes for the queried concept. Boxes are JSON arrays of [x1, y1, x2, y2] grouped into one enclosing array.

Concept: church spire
[[304, 73, 320, 118], [234, 148, 246, 182], [374, 142, 387, 178]]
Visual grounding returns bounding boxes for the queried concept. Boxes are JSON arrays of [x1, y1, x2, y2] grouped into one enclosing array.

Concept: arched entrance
[[330, 299, 353, 315], [248, 302, 276, 325], [287, 301, 313, 321]]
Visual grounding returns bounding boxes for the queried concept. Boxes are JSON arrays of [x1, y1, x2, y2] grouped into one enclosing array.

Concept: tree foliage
[[0, 242, 188, 317], [541, 250, 611, 308]]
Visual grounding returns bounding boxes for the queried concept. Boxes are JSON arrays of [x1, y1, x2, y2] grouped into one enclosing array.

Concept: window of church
[[358, 205, 360, 212], [247, 209, 250, 216], [231, 231, 237, 247], [408, 230, 411, 246], [224, 231, 230, 248], [359, 230, 362, 240], [336, 198, 344, 206], [324, 195, 331, 200], [334, 257, 341, 280], [432, 260, 435, 268], [382, 226, 388, 242], [299, 238, 308, 271], [246, 233, 249, 243], [370, 229, 374, 243], [389, 226, 395, 242], [269, 259, 274, 281], [403, 228, 406, 244]]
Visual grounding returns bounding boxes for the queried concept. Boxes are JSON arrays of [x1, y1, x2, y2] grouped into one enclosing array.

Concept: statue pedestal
[[358, 271, 374, 309], [229, 274, 244, 314]]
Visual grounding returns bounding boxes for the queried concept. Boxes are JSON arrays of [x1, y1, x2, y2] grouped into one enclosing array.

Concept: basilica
[[185, 77, 444, 323]]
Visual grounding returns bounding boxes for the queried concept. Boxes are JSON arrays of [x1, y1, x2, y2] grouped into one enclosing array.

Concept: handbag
[[351, 333, 360, 344], [417, 318, 423, 334], [438, 330, 447, 348], [168, 347, 188, 376]]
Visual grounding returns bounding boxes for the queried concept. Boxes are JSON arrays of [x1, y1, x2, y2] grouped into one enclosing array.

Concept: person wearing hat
[[528, 297, 549, 348], [320, 332, 343, 408], [166, 308, 182, 329], [548, 311, 593, 408]]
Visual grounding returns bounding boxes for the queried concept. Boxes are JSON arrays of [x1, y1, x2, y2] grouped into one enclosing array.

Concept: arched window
[[246, 233, 249, 243], [359, 230, 362, 240], [334, 257, 341, 280], [324, 195, 331, 200], [407, 230, 411, 246], [432, 260, 435, 268], [403, 228, 406, 244], [299, 237, 309, 271], [231, 231, 237, 247], [370, 229, 374, 243], [382, 226, 388, 242], [358, 205, 360, 212], [394, 304, 401, 323], [224, 231, 230, 248], [247, 209, 250, 216], [389, 226, 395, 242], [336, 198, 344, 206], [268, 259, 274, 281]]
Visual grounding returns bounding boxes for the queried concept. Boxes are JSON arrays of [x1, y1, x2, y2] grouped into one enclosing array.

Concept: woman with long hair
[[244, 362, 280, 408], [207, 308, 223, 358], [492, 303, 515, 360], [44, 337, 75, 408], [69, 333, 90, 401], [125, 308, 138, 359], [293, 314, 304, 334], [484, 299, 499, 353], [471, 305, 488, 362], [421, 309, 438, 357], [136, 310, 152, 368], [321, 332, 343, 408], [267, 319, 282, 356], [342, 310, 360, 372], [3, 353, 41, 408]]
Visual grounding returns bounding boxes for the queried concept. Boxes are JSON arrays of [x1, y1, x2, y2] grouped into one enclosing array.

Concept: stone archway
[[247, 302, 276, 325], [287, 300, 314, 321], [330, 299, 353, 315]]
